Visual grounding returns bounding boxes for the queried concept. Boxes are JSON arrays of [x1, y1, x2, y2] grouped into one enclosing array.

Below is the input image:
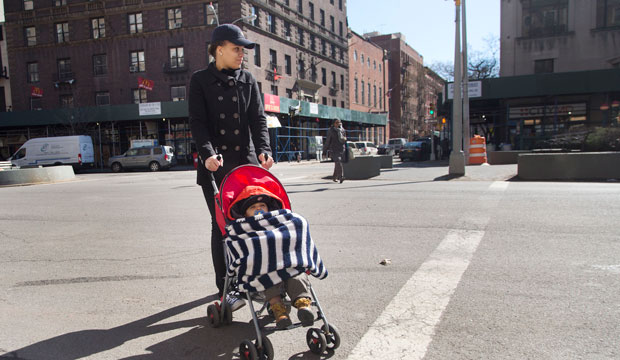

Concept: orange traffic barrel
[[468, 135, 487, 165]]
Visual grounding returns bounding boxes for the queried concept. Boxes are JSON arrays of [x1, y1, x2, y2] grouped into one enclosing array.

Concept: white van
[[9, 135, 95, 169]]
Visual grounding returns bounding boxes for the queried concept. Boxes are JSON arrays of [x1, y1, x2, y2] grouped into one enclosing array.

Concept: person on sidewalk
[[189, 24, 274, 312], [323, 118, 347, 183]]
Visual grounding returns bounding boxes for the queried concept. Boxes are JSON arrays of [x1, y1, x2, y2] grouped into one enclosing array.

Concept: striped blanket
[[225, 209, 328, 292]]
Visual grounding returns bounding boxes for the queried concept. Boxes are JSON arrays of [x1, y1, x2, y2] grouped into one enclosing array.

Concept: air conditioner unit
[[129, 65, 138, 72], [173, 23, 182, 29], [286, 36, 291, 41]]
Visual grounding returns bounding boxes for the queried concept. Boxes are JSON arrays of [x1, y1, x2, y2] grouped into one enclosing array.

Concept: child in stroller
[[230, 185, 314, 329], [206, 163, 340, 358]]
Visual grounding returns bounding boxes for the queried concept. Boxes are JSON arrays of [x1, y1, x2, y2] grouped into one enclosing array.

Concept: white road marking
[[489, 181, 510, 191], [347, 229, 485, 360]]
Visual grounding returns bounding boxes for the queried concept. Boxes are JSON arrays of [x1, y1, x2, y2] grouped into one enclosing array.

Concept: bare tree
[[428, 34, 499, 81]]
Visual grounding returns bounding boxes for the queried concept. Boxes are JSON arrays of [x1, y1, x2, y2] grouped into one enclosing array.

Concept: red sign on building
[[30, 86, 43, 97], [138, 77, 154, 91], [264, 93, 280, 113]]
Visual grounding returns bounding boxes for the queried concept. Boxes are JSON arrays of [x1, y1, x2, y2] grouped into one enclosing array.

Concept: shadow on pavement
[[0, 295, 270, 360]]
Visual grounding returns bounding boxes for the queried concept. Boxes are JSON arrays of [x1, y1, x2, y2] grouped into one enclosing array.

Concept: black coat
[[323, 126, 346, 159], [189, 63, 271, 188]]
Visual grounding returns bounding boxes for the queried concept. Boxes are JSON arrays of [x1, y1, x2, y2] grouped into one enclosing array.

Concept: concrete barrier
[[343, 155, 381, 180], [376, 154, 393, 169], [488, 150, 531, 165], [0, 166, 76, 186], [518, 152, 620, 181]]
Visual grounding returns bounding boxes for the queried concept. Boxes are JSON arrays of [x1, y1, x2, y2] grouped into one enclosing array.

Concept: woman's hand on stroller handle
[[259, 153, 273, 170], [205, 154, 223, 172]]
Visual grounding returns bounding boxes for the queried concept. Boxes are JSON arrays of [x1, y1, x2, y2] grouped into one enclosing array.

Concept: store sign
[[139, 102, 161, 116], [30, 86, 43, 97], [509, 103, 586, 119], [309, 103, 319, 115], [264, 93, 280, 112], [447, 81, 481, 99], [138, 77, 154, 91]]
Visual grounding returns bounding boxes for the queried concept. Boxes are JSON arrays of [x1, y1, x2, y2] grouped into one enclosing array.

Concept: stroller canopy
[[219, 165, 291, 221]]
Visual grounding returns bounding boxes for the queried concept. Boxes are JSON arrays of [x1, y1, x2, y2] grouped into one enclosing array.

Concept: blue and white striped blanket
[[225, 209, 328, 292]]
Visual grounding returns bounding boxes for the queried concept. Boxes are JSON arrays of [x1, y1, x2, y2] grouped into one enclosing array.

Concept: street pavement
[[1, 159, 619, 359]]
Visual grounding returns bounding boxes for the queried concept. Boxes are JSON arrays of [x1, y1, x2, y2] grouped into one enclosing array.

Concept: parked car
[[355, 141, 378, 155], [399, 141, 431, 161], [377, 144, 395, 156], [387, 138, 407, 154], [108, 145, 175, 172], [346, 141, 361, 157]]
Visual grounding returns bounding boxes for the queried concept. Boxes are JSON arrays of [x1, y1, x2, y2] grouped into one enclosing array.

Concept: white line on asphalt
[[347, 229, 485, 360], [489, 181, 510, 191]]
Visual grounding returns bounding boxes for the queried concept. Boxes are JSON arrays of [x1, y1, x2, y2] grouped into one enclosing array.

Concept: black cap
[[211, 24, 256, 49], [233, 194, 282, 218]]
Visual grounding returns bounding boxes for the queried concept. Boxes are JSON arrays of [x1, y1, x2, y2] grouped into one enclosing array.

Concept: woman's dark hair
[[208, 40, 226, 60]]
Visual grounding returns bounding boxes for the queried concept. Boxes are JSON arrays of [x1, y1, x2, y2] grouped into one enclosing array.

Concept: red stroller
[[206, 162, 341, 360]]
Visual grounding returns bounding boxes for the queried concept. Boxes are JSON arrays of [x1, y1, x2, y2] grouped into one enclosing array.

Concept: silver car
[[108, 145, 175, 172]]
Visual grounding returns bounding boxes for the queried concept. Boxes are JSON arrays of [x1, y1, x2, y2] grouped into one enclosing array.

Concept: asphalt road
[[1, 160, 619, 359]]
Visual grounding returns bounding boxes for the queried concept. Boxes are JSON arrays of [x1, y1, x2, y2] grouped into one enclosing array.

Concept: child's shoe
[[271, 302, 292, 329], [293, 297, 314, 326]]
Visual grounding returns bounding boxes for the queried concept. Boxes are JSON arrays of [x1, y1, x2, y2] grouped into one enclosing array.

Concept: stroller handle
[[209, 154, 223, 195]]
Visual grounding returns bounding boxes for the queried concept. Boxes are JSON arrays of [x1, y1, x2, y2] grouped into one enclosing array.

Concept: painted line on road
[[347, 229, 485, 360]]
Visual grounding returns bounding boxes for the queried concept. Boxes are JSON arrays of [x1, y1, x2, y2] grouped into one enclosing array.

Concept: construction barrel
[[468, 135, 488, 165]]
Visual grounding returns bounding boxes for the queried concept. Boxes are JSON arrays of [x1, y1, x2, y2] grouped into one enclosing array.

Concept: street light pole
[[449, 0, 465, 175], [462, 0, 470, 164]]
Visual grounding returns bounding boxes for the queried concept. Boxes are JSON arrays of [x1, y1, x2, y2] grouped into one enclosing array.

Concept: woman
[[323, 118, 346, 183], [189, 24, 274, 310]]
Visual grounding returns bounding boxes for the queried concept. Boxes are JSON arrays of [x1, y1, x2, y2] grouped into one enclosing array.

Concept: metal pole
[[462, 0, 470, 164], [111, 122, 116, 156], [449, 0, 465, 175], [98, 123, 103, 171]]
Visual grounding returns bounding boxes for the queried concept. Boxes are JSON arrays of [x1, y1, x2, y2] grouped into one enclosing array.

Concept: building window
[[286, 88, 293, 98], [320, 9, 325, 27], [374, 60, 377, 69], [254, 44, 261, 67], [269, 49, 277, 67], [171, 86, 186, 101], [596, 0, 620, 28], [284, 21, 291, 38], [330, 16, 335, 32], [169, 47, 185, 68], [522, 0, 568, 37], [267, 13, 276, 33], [331, 71, 336, 88], [331, 43, 336, 57], [298, 27, 304, 46], [379, 87, 383, 109], [285, 0, 289, 6], [340, 74, 344, 90], [130, 51, 145, 72], [96, 91, 110, 106], [310, 65, 317, 82], [361, 80, 365, 105], [309, 2, 315, 20], [339, 0, 342, 10], [367, 58, 370, 68], [24, 0, 33, 10], [25, 26, 36, 46], [339, 21, 343, 37], [31, 98, 42, 110], [91, 17, 105, 39], [341, 101, 345, 108], [60, 95, 74, 108], [257, 81, 262, 93], [373, 85, 377, 107], [534, 58, 554, 73], [321, 68, 326, 85], [354, 50, 357, 62], [251, 6, 259, 27], [330, 0, 334, 4], [340, 48, 345, 62], [167, 8, 182, 29], [128, 13, 143, 34], [310, 34, 316, 51], [206, 3, 218, 25], [57, 58, 72, 79], [56, 22, 69, 43], [361, 53, 364, 64], [379, 63, 382, 72], [368, 83, 371, 105], [322, 96, 327, 105], [270, 85, 278, 95], [27, 62, 39, 83], [54, 0, 67, 6], [93, 54, 107, 76], [297, 0, 303, 14], [332, 99, 336, 107], [133, 88, 147, 103], [354, 78, 358, 103], [298, 59, 305, 79], [321, 39, 326, 55]]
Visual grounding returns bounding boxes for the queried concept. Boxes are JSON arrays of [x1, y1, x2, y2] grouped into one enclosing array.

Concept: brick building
[[367, 32, 427, 140], [0, 0, 386, 163], [348, 30, 389, 144]]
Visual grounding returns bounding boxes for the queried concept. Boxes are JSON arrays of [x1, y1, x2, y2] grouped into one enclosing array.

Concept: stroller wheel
[[306, 328, 327, 355], [256, 335, 274, 360], [239, 339, 258, 360], [223, 302, 233, 325], [322, 324, 341, 350], [206, 304, 221, 328]]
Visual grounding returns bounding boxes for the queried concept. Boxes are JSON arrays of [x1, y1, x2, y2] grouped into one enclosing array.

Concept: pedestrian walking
[[323, 118, 347, 183], [189, 23, 274, 311]]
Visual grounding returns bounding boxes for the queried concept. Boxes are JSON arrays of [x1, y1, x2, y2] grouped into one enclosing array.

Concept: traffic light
[[429, 103, 435, 116]]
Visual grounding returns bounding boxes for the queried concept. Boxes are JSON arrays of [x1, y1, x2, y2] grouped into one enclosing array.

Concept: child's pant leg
[[287, 273, 311, 301]]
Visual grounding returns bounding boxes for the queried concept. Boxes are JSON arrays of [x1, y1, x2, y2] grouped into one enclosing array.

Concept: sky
[[347, 0, 500, 65]]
